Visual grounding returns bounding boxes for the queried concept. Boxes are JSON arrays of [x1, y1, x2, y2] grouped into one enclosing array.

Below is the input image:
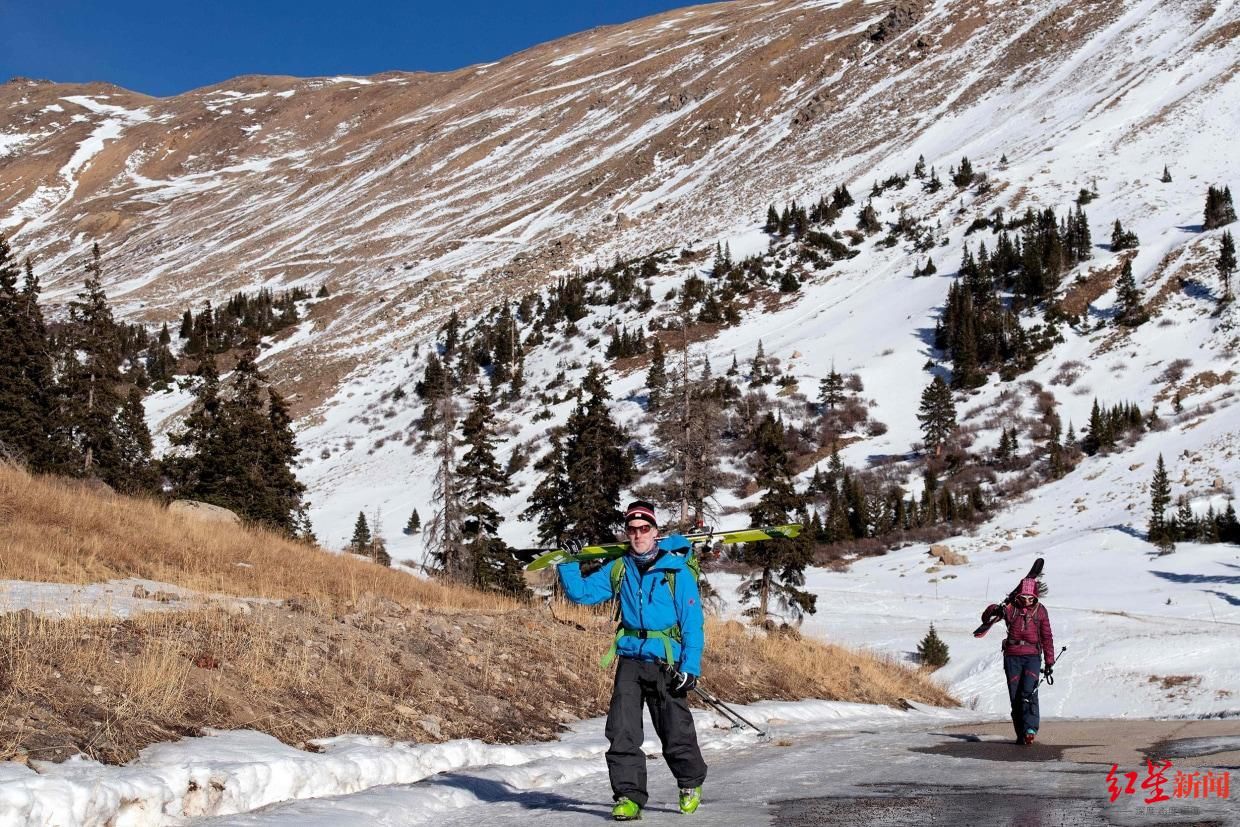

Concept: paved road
[[201, 719, 1240, 826]]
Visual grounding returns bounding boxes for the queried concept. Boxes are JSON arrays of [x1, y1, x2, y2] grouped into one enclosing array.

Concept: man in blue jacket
[[558, 500, 707, 821]]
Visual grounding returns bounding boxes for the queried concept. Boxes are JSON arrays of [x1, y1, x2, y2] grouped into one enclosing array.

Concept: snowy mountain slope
[[2, 0, 1236, 419], [4, 0, 1239, 706]]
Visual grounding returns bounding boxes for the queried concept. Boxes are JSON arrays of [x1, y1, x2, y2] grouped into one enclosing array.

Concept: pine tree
[[858, 203, 881, 234], [653, 348, 723, 526], [1218, 230, 1236, 304], [112, 387, 157, 493], [1148, 454, 1173, 553], [1082, 399, 1106, 455], [0, 239, 68, 471], [818, 365, 845, 411], [166, 358, 223, 496], [917, 377, 957, 456], [291, 505, 317, 545], [263, 386, 307, 531], [1114, 258, 1146, 326], [646, 337, 667, 411], [917, 624, 950, 667], [562, 364, 636, 538], [349, 511, 372, 553], [403, 509, 421, 534], [1173, 495, 1197, 542], [426, 392, 467, 578], [1160, 165, 1172, 183], [364, 510, 391, 566], [765, 204, 780, 234], [1219, 501, 1240, 544], [63, 243, 131, 487], [523, 429, 573, 544], [735, 432, 815, 627], [459, 387, 513, 539]]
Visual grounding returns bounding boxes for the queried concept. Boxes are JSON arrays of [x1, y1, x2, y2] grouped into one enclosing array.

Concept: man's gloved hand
[[669, 670, 698, 695]]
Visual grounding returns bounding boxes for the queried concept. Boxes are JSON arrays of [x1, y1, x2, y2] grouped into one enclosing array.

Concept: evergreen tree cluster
[[523, 364, 637, 544], [1203, 185, 1236, 231], [1169, 496, 1239, 545], [0, 239, 156, 492], [764, 187, 854, 237], [1148, 455, 1240, 552], [1080, 398, 1153, 456], [166, 353, 307, 532], [936, 244, 1033, 387], [1110, 219, 1140, 251], [804, 447, 987, 550], [1017, 205, 1092, 303], [1, 236, 311, 533], [179, 286, 311, 360], [950, 156, 975, 189], [348, 511, 391, 566]]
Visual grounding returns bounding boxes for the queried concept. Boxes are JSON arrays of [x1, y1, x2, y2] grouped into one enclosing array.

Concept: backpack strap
[[598, 557, 680, 669]]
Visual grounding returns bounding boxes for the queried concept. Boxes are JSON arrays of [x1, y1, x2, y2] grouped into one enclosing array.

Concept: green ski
[[515, 524, 802, 571]]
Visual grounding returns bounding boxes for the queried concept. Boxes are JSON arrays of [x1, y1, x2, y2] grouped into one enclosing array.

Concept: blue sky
[[0, 1, 723, 97]]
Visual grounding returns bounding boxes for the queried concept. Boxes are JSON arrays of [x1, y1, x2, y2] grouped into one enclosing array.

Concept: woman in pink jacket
[[983, 578, 1055, 745]]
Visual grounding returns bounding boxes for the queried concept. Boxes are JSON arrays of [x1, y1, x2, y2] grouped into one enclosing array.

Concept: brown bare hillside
[[0, 463, 956, 764], [5, 0, 1233, 414]]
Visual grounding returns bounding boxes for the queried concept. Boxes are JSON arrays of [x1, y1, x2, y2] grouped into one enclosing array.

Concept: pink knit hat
[[1018, 578, 1039, 597]]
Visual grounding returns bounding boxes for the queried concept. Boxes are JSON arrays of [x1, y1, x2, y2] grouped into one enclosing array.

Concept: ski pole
[[692, 688, 747, 729], [693, 685, 768, 738], [1040, 646, 1067, 686]]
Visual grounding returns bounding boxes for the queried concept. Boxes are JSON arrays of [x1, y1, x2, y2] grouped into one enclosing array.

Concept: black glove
[[669, 670, 698, 695], [562, 537, 586, 556], [1043, 665, 1054, 685]]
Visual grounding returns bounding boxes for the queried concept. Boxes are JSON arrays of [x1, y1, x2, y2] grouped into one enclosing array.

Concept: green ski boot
[[612, 797, 641, 821], [678, 786, 702, 814]]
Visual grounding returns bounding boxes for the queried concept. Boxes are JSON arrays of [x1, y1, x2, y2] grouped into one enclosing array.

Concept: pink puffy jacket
[[983, 601, 1055, 665]]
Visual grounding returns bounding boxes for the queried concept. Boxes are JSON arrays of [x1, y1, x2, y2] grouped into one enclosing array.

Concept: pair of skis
[[972, 556, 1044, 637], [512, 524, 802, 571]]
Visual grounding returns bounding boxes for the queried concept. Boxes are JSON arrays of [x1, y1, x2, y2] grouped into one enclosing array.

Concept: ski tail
[[974, 557, 1045, 637]]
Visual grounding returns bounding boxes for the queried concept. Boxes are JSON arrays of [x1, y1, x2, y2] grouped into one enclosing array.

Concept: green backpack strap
[[598, 555, 686, 669]]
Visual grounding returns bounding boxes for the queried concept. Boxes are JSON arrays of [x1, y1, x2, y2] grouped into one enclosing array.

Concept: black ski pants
[[605, 657, 707, 807], [1004, 653, 1042, 738]]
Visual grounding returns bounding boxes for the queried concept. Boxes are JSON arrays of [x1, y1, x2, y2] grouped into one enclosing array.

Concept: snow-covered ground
[[0, 579, 269, 620], [714, 396, 1240, 722], [0, 701, 971, 826], [6, 1, 1240, 824]]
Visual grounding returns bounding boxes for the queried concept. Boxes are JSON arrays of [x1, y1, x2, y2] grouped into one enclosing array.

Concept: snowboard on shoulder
[[973, 556, 1044, 638], [513, 524, 803, 572]]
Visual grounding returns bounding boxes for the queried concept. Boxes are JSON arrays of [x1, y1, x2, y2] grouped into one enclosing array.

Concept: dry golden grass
[[0, 463, 956, 763], [0, 463, 510, 613]]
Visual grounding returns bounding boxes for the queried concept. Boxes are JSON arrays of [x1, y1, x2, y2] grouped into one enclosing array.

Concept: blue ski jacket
[[557, 535, 705, 675]]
